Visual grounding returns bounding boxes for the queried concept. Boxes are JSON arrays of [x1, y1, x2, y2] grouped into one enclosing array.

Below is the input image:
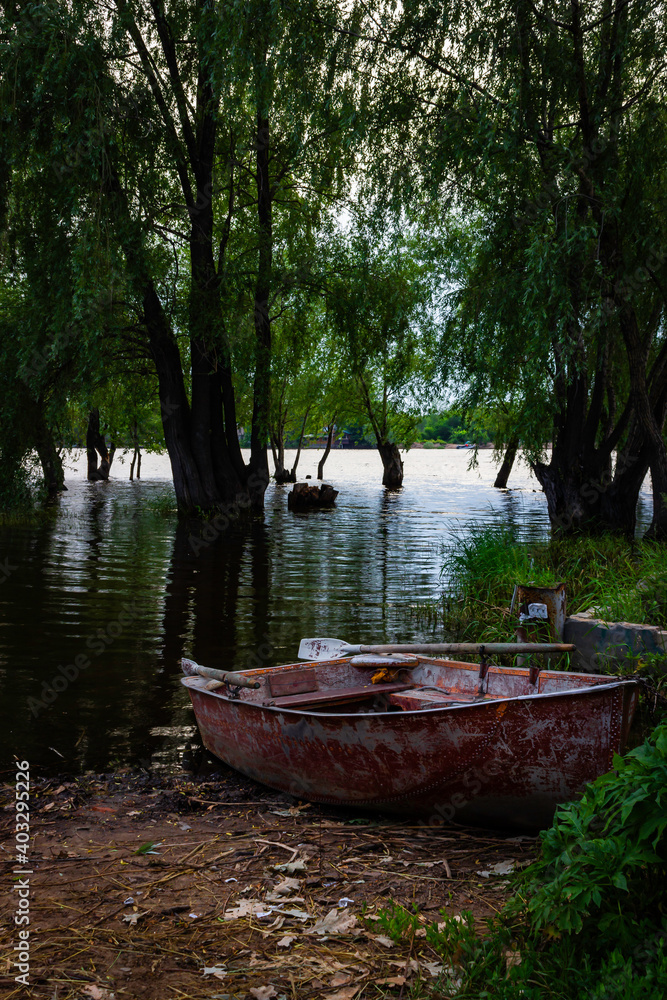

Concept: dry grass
[[0, 771, 536, 999]]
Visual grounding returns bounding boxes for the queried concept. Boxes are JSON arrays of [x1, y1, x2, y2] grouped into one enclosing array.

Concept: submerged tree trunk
[[86, 409, 114, 482], [317, 417, 336, 480], [15, 386, 66, 495], [31, 404, 66, 495], [619, 306, 667, 541], [101, 27, 271, 519], [129, 448, 142, 480], [289, 407, 310, 480], [493, 438, 518, 488], [272, 451, 295, 483], [248, 103, 272, 507], [378, 442, 404, 488], [271, 432, 291, 483]]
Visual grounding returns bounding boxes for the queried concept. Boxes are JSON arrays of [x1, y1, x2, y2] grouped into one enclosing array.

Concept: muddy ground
[[1, 762, 537, 1000]]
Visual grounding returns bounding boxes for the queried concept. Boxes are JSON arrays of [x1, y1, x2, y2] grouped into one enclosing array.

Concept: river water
[[0, 448, 651, 775]]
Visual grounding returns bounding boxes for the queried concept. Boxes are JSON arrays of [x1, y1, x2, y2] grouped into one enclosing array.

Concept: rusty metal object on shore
[[181, 650, 638, 832], [515, 583, 567, 668]]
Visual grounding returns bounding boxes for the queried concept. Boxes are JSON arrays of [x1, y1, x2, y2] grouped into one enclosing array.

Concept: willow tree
[[325, 214, 441, 487], [1, 0, 358, 514], [346, 0, 667, 537]]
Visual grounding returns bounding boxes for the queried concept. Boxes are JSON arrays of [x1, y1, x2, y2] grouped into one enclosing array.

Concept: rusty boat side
[[181, 656, 638, 830]]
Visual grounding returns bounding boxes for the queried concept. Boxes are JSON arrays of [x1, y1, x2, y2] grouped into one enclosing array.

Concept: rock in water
[[287, 482, 339, 511]]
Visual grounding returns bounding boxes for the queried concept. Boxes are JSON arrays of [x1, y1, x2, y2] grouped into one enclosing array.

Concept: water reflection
[[0, 449, 650, 775]]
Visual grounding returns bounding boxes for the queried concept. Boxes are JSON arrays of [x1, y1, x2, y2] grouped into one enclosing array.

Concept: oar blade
[[298, 637, 352, 660]]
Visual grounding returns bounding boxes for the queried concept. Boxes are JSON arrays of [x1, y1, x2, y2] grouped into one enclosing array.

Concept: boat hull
[[182, 665, 637, 830]]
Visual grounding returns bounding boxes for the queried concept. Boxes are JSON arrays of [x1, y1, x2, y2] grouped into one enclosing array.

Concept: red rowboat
[[181, 650, 638, 830]]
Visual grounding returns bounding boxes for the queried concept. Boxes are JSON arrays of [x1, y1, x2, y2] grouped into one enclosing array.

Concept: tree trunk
[[645, 454, 667, 541], [270, 423, 294, 483], [272, 443, 295, 483], [318, 417, 336, 479], [32, 407, 66, 495], [290, 407, 310, 479], [101, 70, 268, 517], [618, 305, 667, 540], [86, 409, 113, 481], [129, 419, 138, 480], [493, 438, 518, 488], [378, 442, 404, 488], [248, 104, 272, 508], [38, 445, 65, 495]]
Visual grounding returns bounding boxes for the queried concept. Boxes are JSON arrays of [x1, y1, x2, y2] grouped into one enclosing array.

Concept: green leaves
[[513, 721, 667, 952]]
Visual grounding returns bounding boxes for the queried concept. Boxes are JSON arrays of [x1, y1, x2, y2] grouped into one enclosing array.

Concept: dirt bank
[[1, 766, 537, 999]]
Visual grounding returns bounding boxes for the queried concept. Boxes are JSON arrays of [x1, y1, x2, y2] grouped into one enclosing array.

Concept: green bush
[[513, 724, 667, 950], [413, 724, 667, 999]]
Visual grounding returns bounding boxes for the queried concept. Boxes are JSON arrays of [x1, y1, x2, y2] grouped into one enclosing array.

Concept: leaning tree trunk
[[289, 407, 310, 480], [493, 438, 518, 488], [378, 442, 404, 488], [644, 452, 667, 541], [271, 435, 289, 482], [106, 138, 263, 518], [129, 419, 141, 480], [31, 404, 66, 495], [619, 306, 667, 541], [86, 409, 114, 482], [318, 416, 336, 480]]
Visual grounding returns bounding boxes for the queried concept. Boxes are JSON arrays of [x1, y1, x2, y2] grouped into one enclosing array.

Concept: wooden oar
[[181, 658, 260, 689], [298, 638, 575, 661]]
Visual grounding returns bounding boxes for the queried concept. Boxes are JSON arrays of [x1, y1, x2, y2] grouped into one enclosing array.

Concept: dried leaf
[[82, 987, 115, 999], [330, 972, 352, 986], [223, 899, 262, 920], [268, 877, 301, 896], [309, 908, 357, 936], [121, 910, 149, 926], [249, 987, 277, 999], [329, 988, 360, 1000], [371, 934, 396, 948], [422, 961, 444, 977], [478, 859, 516, 877], [276, 935, 296, 948], [376, 977, 405, 987], [202, 966, 227, 980], [273, 858, 307, 874]]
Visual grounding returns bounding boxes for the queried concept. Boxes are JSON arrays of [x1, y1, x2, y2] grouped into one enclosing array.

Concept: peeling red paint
[[181, 657, 638, 831]]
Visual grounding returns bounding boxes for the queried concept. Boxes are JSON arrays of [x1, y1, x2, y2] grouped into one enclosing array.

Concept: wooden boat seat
[[389, 689, 473, 711], [266, 681, 414, 709]]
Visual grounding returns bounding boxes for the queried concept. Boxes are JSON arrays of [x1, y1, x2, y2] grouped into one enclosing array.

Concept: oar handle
[[361, 642, 575, 656], [181, 658, 260, 689]]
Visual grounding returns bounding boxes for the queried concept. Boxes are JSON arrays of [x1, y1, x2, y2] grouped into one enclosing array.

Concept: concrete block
[[564, 615, 667, 672]]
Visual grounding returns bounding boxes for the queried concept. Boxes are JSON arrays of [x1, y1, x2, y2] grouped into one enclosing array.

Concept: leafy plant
[[415, 724, 667, 999], [512, 725, 667, 950], [369, 902, 420, 943]]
